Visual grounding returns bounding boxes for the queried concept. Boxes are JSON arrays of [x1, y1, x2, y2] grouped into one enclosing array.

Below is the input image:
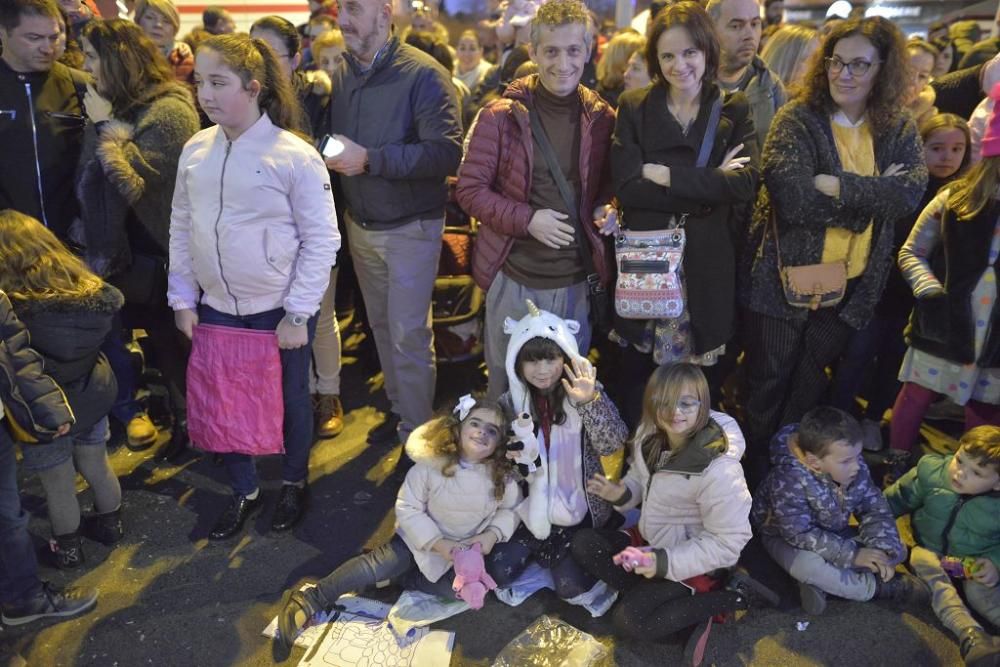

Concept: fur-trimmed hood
[[10, 282, 123, 318], [404, 420, 455, 468]]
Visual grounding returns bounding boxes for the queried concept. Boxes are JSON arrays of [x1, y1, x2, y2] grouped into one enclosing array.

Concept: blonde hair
[[134, 0, 180, 32], [597, 30, 645, 90], [311, 28, 344, 53], [421, 399, 513, 501], [759, 24, 817, 88], [634, 363, 711, 470], [947, 155, 1000, 220], [960, 425, 1000, 473], [0, 210, 104, 300]]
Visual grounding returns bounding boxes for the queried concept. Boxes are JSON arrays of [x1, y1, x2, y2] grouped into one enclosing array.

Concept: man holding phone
[[324, 0, 461, 449]]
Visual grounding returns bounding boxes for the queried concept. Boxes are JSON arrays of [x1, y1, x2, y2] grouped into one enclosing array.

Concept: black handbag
[[526, 106, 612, 335]]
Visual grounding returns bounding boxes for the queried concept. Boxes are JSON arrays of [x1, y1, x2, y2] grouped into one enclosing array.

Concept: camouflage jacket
[[752, 424, 905, 569]]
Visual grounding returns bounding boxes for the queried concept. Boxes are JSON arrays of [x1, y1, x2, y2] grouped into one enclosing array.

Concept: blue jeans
[[0, 426, 42, 605], [831, 312, 908, 420], [197, 305, 317, 495], [102, 314, 142, 424], [314, 535, 455, 608]]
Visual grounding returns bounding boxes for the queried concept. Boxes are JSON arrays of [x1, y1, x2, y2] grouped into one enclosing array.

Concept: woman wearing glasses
[[741, 17, 927, 484], [250, 16, 331, 140]]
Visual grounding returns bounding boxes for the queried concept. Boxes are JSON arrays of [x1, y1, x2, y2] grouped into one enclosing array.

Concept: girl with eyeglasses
[[572, 362, 768, 656], [741, 17, 928, 486]]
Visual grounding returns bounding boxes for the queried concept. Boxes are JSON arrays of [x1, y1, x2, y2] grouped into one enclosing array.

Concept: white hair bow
[[453, 394, 477, 421]]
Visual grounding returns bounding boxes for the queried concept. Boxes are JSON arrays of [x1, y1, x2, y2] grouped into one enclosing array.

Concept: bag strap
[[526, 102, 599, 278], [696, 91, 723, 168], [769, 207, 785, 273]]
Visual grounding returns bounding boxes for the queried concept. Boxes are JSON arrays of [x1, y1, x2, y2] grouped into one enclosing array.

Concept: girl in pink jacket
[[273, 395, 521, 651], [167, 34, 340, 542]]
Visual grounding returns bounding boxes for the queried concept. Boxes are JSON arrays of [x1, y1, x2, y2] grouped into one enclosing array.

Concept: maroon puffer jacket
[[456, 76, 616, 291]]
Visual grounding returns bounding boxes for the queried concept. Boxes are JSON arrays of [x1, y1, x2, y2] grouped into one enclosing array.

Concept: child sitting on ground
[[885, 426, 1000, 666], [753, 406, 928, 614], [274, 395, 520, 650]]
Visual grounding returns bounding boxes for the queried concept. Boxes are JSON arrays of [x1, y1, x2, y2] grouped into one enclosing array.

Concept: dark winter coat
[[10, 284, 122, 435], [737, 55, 786, 151], [905, 199, 1000, 367], [886, 453, 1000, 570], [456, 75, 616, 291], [742, 100, 928, 330], [752, 424, 905, 569], [613, 83, 758, 353], [0, 59, 87, 239], [77, 82, 199, 275], [0, 291, 74, 442], [327, 37, 462, 228]]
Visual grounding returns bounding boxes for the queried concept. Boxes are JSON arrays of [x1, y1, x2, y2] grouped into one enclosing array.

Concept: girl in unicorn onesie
[[488, 300, 629, 606]]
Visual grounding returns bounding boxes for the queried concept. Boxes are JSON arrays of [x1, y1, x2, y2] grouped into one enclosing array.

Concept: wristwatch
[[286, 313, 309, 327]]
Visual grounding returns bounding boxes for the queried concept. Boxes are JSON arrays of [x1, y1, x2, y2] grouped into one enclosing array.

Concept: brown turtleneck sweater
[[502, 80, 587, 289]]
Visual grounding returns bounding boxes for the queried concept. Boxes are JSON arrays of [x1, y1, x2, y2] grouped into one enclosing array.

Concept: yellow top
[[822, 112, 874, 279]]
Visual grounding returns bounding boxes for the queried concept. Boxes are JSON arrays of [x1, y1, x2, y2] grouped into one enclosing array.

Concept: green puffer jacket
[[885, 454, 1000, 570]]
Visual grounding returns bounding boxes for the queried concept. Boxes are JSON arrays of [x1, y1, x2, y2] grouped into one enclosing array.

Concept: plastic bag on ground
[[492, 615, 609, 667], [186, 324, 284, 455]]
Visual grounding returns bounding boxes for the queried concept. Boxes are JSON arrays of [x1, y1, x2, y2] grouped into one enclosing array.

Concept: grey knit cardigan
[[741, 99, 928, 329]]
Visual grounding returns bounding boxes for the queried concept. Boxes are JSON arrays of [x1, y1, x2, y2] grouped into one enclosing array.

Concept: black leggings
[[571, 528, 741, 641]]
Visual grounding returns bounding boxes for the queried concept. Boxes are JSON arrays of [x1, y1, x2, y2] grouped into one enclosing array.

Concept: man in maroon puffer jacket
[[456, 0, 616, 399]]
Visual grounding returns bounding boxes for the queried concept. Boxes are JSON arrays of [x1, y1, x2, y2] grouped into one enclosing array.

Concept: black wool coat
[[612, 83, 759, 353]]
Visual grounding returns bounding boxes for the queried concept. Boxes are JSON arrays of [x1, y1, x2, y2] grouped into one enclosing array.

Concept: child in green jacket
[[886, 426, 1000, 667]]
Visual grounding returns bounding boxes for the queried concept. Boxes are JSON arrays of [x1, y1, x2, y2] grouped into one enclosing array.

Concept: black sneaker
[[726, 567, 780, 608], [960, 627, 1000, 667], [209, 493, 262, 541], [875, 572, 930, 608], [367, 412, 401, 445], [682, 617, 713, 667], [271, 485, 308, 532], [798, 581, 827, 615], [1, 582, 97, 626], [883, 449, 917, 487]]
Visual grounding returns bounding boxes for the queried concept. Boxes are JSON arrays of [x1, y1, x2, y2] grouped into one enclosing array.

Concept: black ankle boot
[[157, 418, 189, 463], [83, 508, 124, 546], [50, 531, 85, 569], [276, 587, 326, 651]]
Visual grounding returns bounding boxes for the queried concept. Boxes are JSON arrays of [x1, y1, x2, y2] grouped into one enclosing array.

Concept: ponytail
[[198, 33, 308, 138], [250, 37, 309, 136]]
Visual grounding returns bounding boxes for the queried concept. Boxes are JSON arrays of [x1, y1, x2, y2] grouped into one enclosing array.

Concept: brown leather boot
[[315, 394, 344, 438]]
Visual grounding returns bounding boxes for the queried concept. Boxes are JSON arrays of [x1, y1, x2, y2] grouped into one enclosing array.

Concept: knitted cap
[[981, 82, 1000, 158]]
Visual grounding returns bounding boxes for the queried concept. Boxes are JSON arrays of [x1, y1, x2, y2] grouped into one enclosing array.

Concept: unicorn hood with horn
[[503, 299, 585, 417]]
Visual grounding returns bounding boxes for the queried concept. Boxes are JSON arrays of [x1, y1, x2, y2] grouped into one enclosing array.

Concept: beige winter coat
[[616, 410, 752, 582], [396, 424, 522, 582]]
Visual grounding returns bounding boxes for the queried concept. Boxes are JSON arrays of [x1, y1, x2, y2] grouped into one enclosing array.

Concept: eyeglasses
[[824, 57, 878, 77], [675, 399, 701, 415]]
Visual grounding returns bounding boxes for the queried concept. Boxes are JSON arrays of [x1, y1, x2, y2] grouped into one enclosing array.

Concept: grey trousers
[[346, 213, 443, 440], [484, 270, 591, 401], [910, 545, 1000, 637], [763, 535, 877, 601]]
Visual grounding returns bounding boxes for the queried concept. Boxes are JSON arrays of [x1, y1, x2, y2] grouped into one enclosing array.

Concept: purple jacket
[[751, 424, 905, 569]]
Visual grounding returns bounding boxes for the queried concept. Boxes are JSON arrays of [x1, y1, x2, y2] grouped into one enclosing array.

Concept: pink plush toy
[[451, 543, 497, 610]]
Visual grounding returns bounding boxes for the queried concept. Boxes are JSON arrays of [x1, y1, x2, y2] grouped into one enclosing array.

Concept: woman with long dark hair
[[77, 18, 200, 458], [741, 17, 927, 483]]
